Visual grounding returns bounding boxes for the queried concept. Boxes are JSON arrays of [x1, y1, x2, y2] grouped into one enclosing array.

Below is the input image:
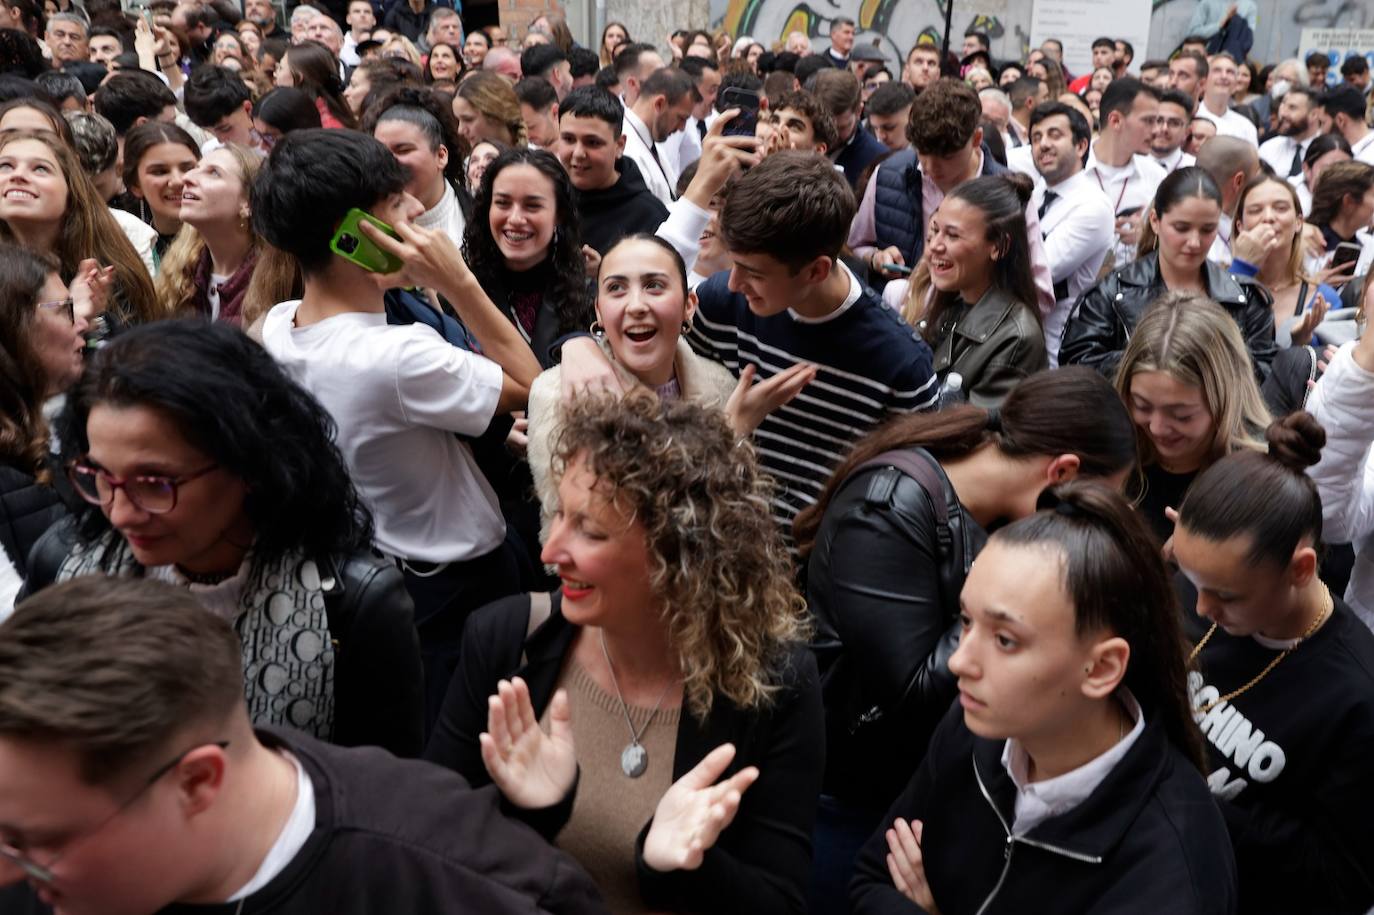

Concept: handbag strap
[[1295, 279, 1309, 317]]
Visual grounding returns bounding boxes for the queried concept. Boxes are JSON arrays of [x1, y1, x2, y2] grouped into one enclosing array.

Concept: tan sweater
[[543, 658, 681, 915]]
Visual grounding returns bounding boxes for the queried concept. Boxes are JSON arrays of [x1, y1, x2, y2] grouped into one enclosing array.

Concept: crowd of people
[[0, 1, 1373, 912]]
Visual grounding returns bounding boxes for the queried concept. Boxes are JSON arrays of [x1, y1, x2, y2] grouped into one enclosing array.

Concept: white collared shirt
[[1259, 133, 1315, 181], [1151, 147, 1195, 174], [622, 107, 675, 205], [1084, 145, 1167, 268], [1032, 168, 1114, 365], [1001, 691, 1145, 835], [1196, 101, 1260, 147], [1353, 130, 1374, 165], [1208, 212, 1234, 268]]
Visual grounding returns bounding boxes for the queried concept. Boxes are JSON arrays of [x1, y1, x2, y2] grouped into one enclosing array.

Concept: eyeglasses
[[0, 741, 229, 885], [67, 461, 218, 514], [36, 297, 74, 322]]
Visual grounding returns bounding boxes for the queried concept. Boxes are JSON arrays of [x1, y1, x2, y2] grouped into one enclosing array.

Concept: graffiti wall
[[707, 0, 1374, 69], [708, 0, 1033, 67]]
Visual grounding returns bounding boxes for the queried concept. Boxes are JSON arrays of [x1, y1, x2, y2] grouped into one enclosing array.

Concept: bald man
[[1196, 135, 1260, 266], [483, 46, 522, 81]]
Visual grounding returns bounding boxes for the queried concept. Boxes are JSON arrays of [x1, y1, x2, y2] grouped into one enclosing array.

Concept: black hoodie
[[574, 157, 670, 255]]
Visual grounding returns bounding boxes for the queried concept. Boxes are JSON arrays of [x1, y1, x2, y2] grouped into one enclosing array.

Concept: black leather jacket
[[806, 450, 987, 810], [24, 522, 425, 757], [0, 461, 66, 581], [1059, 251, 1277, 383]]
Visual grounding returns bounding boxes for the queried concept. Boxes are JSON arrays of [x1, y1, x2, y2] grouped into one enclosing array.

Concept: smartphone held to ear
[[330, 208, 404, 273], [719, 87, 760, 138]]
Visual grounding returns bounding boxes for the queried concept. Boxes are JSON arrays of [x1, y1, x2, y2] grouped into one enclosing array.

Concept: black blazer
[[850, 704, 1238, 915], [424, 592, 825, 915]]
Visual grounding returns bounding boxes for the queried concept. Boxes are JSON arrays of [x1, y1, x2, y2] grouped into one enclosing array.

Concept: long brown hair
[[0, 130, 162, 324], [154, 144, 262, 316], [794, 367, 1138, 554], [1308, 159, 1374, 229], [284, 40, 357, 128], [0, 243, 59, 480]]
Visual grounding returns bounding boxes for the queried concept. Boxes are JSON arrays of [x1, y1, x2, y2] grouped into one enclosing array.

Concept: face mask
[[1271, 79, 1292, 100]]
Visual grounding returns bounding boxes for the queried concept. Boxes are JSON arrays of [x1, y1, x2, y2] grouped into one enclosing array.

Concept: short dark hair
[[1158, 87, 1197, 117], [34, 69, 86, 107], [677, 55, 718, 82], [964, 29, 989, 50], [613, 41, 658, 78], [514, 75, 558, 112], [568, 46, 599, 79], [93, 70, 176, 135], [251, 128, 407, 272], [640, 66, 693, 104], [1029, 100, 1091, 148], [866, 80, 915, 117], [1099, 76, 1157, 123], [1117, 39, 1134, 60], [1322, 84, 1367, 120], [88, 25, 126, 50], [775, 89, 838, 151], [715, 68, 762, 112], [831, 16, 854, 32], [558, 83, 621, 137], [252, 85, 322, 133], [812, 67, 861, 115], [720, 150, 854, 271], [182, 65, 251, 129], [520, 42, 566, 80], [1306, 51, 1330, 69], [1139, 58, 1169, 73], [1091, 36, 1115, 50], [1342, 55, 1370, 77], [1175, 50, 1208, 78], [1007, 75, 1042, 108], [908, 77, 980, 155], [594, 65, 619, 92], [0, 577, 244, 787], [794, 53, 829, 87]]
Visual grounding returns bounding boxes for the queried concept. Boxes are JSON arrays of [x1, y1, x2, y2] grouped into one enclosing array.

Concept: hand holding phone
[[331, 208, 404, 273]]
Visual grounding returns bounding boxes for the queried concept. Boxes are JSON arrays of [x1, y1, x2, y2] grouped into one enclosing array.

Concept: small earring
[[589, 319, 605, 338], [681, 319, 693, 334]]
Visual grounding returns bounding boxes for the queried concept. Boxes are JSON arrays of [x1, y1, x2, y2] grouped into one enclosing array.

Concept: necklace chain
[[1189, 585, 1333, 714], [598, 631, 675, 748]]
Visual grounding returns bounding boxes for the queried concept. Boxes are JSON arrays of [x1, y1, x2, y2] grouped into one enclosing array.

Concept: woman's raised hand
[[642, 743, 758, 872], [69, 258, 114, 322], [1231, 222, 1282, 265], [1288, 292, 1330, 347], [479, 677, 578, 810]]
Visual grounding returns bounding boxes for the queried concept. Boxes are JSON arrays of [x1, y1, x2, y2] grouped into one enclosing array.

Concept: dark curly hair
[[55, 319, 375, 570], [553, 391, 809, 718], [462, 146, 590, 339]]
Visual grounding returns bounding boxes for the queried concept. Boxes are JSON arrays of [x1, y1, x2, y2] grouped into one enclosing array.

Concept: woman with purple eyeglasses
[[22, 319, 426, 759]]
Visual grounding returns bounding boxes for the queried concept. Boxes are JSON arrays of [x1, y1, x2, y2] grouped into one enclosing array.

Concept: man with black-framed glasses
[[0, 577, 607, 915]]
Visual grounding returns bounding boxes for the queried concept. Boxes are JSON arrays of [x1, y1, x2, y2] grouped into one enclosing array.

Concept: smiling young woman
[[1114, 292, 1269, 543]]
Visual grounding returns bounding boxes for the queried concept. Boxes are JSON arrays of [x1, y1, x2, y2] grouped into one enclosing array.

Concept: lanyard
[[1094, 168, 1131, 214]]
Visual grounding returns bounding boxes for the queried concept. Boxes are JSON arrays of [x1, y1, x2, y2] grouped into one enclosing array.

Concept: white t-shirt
[[261, 303, 506, 563], [1196, 102, 1260, 147]]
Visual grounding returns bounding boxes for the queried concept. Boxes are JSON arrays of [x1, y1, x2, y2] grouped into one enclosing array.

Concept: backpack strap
[[852, 449, 952, 557]]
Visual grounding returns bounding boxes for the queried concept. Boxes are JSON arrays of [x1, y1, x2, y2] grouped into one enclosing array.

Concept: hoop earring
[[589, 319, 605, 338]]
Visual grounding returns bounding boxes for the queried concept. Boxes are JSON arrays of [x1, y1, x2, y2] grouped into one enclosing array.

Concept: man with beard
[[1029, 102, 1113, 364], [622, 67, 694, 204], [1151, 88, 1197, 173], [244, 0, 286, 41], [1259, 86, 1321, 180]]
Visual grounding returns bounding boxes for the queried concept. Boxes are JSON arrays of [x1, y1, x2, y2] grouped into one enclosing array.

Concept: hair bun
[[1004, 171, 1035, 208], [1265, 411, 1326, 471]]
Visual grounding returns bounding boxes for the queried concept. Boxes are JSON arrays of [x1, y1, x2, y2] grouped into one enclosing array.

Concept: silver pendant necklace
[[599, 631, 675, 778]]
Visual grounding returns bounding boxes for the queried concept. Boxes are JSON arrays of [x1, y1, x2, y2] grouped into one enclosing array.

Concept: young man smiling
[[556, 85, 668, 254]]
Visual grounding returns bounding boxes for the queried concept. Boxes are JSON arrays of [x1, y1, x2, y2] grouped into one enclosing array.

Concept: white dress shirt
[[622, 107, 675, 205], [1353, 130, 1374, 166], [1084, 145, 1167, 268], [1259, 133, 1315, 181], [1002, 691, 1145, 835], [1151, 147, 1195, 174], [659, 117, 703, 178], [1032, 168, 1114, 365], [1196, 101, 1260, 147]]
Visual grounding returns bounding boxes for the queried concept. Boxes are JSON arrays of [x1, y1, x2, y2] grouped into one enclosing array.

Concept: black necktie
[[1038, 190, 1058, 224], [697, 119, 707, 140], [1289, 142, 1303, 178]]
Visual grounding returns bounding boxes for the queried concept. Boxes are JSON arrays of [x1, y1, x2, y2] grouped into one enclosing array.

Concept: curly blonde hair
[[553, 391, 809, 720]]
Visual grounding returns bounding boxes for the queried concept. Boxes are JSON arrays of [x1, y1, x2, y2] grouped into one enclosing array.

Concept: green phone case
[[330, 208, 404, 273]]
